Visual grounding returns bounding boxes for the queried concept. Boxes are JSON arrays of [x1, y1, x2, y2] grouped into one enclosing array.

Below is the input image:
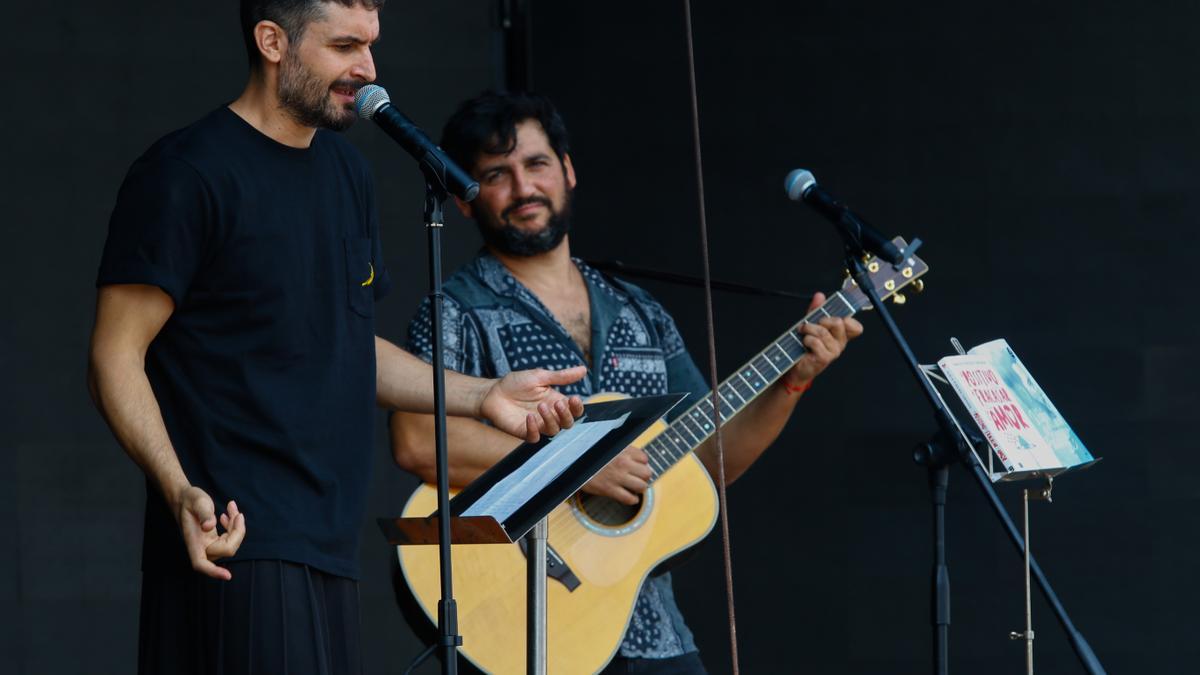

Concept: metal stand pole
[[1011, 478, 1052, 675], [1012, 489, 1035, 674], [426, 183, 461, 675], [527, 517, 549, 675]]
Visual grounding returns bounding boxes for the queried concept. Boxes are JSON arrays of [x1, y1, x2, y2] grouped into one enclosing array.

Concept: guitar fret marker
[[772, 343, 790, 360], [657, 430, 686, 458], [754, 355, 780, 377], [746, 364, 768, 384], [724, 386, 747, 406], [652, 451, 672, 473]]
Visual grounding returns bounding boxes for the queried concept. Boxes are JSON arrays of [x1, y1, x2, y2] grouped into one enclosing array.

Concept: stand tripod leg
[[931, 464, 950, 675]]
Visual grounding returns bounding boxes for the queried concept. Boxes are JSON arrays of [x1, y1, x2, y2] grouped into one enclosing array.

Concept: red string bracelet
[[784, 380, 813, 395]]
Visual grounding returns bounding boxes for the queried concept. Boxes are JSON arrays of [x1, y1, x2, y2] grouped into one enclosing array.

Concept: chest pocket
[[343, 236, 375, 318]]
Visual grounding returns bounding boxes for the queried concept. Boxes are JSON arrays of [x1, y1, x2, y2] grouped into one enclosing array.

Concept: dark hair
[[240, 0, 386, 71], [439, 91, 571, 173]]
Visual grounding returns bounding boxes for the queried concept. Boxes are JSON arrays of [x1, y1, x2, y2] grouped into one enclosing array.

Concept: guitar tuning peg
[[892, 293, 907, 305], [913, 279, 925, 293]]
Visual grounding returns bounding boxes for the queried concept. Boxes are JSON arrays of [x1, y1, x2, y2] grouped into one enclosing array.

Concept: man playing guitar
[[390, 90, 862, 674]]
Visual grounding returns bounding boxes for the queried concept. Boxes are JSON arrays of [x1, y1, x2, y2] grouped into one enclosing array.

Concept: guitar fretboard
[[643, 290, 863, 481]]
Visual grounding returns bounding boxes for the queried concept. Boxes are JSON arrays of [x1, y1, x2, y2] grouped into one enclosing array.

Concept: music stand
[[380, 394, 687, 674]]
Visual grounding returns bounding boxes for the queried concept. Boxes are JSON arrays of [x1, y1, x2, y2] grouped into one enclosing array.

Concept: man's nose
[[352, 49, 376, 83], [511, 168, 537, 198]]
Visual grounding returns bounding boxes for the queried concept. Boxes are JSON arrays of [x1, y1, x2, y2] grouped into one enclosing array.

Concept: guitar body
[[397, 393, 719, 675]]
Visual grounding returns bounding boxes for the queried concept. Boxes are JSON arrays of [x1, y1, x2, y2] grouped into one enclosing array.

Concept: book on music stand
[[922, 338, 1099, 483], [922, 338, 1100, 673]]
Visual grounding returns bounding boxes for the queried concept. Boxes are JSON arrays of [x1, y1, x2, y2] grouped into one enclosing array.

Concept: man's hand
[[174, 486, 246, 581], [581, 445, 652, 505], [479, 366, 587, 442], [781, 292, 864, 390]]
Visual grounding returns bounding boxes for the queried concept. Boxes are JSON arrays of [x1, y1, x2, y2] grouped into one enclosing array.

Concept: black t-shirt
[[98, 107, 391, 578]]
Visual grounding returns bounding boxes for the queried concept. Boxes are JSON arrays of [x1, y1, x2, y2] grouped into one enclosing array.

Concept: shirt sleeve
[[643, 295, 711, 422], [664, 340, 711, 423], [404, 294, 489, 378], [96, 156, 213, 305]]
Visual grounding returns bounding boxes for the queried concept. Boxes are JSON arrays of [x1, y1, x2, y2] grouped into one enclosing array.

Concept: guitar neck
[[642, 290, 864, 482]]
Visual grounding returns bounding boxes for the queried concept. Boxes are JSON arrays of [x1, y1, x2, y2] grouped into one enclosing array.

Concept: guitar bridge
[[517, 538, 581, 592]]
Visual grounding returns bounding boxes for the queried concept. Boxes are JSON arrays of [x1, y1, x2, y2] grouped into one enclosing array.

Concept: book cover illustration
[[937, 339, 1094, 474]]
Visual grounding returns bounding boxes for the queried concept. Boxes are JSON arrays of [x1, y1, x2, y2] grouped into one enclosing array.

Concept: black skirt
[[138, 560, 362, 675]]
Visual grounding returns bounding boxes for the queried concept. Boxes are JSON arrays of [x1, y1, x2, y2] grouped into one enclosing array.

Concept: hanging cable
[[682, 1, 740, 672]]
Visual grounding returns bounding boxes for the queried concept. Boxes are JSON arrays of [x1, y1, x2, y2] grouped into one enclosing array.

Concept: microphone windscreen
[[355, 84, 390, 120], [784, 168, 816, 201]]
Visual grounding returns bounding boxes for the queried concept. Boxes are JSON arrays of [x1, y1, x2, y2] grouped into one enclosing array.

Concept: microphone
[[355, 84, 479, 202], [785, 169, 903, 265]]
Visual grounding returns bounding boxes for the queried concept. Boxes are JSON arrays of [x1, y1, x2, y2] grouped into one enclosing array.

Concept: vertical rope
[[682, 1, 740, 672]]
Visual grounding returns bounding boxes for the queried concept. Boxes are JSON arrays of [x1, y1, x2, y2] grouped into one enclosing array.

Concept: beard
[[475, 188, 574, 257], [277, 48, 360, 131]]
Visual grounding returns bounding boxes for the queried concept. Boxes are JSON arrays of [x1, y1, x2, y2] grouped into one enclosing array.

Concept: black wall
[[528, 2, 1199, 673], [4, 1, 1197, 673]]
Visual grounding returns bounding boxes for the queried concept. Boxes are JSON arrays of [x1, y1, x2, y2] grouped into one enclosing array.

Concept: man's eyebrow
[[328, 34, 380, 45]]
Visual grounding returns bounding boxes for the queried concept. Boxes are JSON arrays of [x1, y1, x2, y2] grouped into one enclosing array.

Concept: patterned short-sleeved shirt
[[406, 252, 709, 659]]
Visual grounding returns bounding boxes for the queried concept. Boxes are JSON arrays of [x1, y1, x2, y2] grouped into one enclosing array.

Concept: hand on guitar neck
[[778, 291, 864, 389], [574, 291, 864, 506]]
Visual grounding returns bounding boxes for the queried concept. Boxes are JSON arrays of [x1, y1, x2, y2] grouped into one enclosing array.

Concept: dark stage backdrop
[[527, 2, 1199, 673], [3, 1, 1197, 674]]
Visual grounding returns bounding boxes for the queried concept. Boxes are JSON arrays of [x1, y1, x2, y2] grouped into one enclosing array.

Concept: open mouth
[[332, 85, 358, 103]]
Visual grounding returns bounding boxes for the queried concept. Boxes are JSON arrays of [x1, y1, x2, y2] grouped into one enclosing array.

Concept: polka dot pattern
[[403, 253, 702, 659]]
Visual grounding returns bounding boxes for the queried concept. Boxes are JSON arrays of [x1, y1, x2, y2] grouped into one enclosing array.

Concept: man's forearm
[[375, 336, 492, 416], [390, 411, 521, 487], [88, 351, 191, 509]]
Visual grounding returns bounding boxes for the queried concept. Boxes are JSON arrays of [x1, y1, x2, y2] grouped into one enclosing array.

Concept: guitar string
[[642, 298, 858, 470]]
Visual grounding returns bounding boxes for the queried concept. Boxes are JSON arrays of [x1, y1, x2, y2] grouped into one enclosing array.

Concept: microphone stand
[[423, 179, 461, 675], [835, 232, 1105, 675]]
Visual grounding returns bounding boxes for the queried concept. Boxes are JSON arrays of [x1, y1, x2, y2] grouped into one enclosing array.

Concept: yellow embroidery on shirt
[[361, 262, 375, 287]]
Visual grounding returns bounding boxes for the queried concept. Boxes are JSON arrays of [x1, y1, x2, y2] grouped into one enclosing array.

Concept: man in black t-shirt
[[89, 3, 582, 673]]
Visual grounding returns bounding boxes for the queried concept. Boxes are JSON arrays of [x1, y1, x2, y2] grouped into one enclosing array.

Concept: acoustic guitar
[[397, 241, 929, 674]]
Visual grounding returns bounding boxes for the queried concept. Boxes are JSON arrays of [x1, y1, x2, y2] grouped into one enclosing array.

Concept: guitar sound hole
[[576, 493, 641, 527]]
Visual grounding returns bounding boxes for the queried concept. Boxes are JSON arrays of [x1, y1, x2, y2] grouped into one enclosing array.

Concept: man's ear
[[563, 154, 577, 190], [453, 196, 473, 219], [254, 20, 289, 67]]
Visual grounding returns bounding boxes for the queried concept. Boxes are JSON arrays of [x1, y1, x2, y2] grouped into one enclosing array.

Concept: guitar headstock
[[839, 237, 930, 310]]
